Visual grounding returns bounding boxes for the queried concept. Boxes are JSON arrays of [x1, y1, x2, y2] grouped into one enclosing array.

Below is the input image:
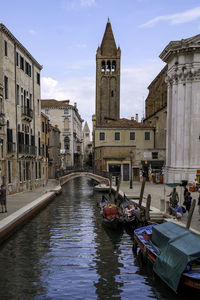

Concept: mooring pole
[[186, 199, 196, 229], [139, 178, 146, 208]]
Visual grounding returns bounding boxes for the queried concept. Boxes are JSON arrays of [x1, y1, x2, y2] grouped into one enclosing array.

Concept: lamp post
[[130, 150, 134, 189]]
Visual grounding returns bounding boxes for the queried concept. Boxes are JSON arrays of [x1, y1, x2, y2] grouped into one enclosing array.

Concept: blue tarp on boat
[[153, 222, 200, 292]]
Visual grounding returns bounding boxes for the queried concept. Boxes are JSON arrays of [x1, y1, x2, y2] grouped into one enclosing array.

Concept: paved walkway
[[0, 179, 59, 221], [118, 181, 200, 233]]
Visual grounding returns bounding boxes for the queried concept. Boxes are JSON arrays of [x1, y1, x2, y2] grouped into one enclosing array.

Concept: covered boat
[[134, 222, 200, 292]]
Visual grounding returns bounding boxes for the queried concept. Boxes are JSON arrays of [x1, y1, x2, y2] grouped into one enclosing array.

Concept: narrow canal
[[0, 178, 194, 299]]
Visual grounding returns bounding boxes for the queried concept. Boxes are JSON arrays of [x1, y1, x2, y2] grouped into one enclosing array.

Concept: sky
[[1, 0, 200, 131]]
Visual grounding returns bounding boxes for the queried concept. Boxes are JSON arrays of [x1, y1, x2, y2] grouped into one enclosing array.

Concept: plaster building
[[95, 18, 121, 126], [82, 121, 92, 163], [143, 66, 167, 150], [0, 23, 42, 193], [41, 112, 49, 184], [48, 124, 61, 179], [94, 118, 165, 181], [160, 34, 200, 183], [41, 99, 83, 169]]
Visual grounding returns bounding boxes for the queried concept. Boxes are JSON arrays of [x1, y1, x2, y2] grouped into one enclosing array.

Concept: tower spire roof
[[100, 19, 117, 56]]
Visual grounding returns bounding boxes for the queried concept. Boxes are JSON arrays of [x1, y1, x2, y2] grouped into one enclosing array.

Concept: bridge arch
[[59, 172, 110, 186]]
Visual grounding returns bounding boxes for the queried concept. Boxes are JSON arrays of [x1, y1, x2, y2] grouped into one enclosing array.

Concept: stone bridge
[[59, 172, 110, 186]]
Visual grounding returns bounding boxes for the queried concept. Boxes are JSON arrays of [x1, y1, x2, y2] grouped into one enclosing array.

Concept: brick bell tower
[[95, 18, 121, 126]]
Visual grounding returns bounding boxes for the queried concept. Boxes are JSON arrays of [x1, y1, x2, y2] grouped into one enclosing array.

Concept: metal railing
[[21, 106, 33, 118], [7, 142, 16, 153], [18, 144, 37, 155]]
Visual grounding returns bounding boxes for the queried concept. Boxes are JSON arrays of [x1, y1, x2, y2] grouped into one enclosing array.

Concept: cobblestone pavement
[[119, 181, 200, 233], [0, 179, 59, 221]]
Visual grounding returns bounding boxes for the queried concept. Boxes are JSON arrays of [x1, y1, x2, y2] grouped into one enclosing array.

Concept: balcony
[[0, 112, 5, 127], [18, 144, 37, 155], [39, 147, 44, 156], [7, 142, 16, 153], [21, 106, 33, 121]]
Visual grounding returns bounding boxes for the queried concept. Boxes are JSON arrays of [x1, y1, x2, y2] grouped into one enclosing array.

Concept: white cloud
[[80, 0, 95, 7], [41, 60, 164, 130], [61, 0, 96, 10], [140, 6, 200, 28], [29, 29, 36, 35], [120, 61, 165, 120], [41, 76, 95, 129]]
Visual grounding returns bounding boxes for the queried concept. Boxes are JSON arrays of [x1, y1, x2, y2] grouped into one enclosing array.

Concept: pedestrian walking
[[167, 187, 179, 206], [184, 191, 192, 213], [198, 190, 200, 221], [0, 184, 7, 213]]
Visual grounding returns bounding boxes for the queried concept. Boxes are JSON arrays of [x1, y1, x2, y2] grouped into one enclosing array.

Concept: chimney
[[131, 117, 134, 121], [74, 102, 77, 108], [136, 114, 138, 122]]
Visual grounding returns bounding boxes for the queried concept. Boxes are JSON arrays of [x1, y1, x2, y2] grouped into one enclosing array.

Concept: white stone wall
[[165, 50, 200, 183]]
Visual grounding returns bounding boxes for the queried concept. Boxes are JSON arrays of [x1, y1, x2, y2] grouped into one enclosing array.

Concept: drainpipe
[[153, 128, 156, 149], [14, 43, 18, 162]]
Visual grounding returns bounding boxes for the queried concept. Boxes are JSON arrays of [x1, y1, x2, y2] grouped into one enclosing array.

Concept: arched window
[[112, 60, 116, 72], [106, 60, 111, 72], [101, 61, 105, 72]]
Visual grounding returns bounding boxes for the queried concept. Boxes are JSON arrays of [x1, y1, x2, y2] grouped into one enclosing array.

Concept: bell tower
[[95, 19, 121, 126]]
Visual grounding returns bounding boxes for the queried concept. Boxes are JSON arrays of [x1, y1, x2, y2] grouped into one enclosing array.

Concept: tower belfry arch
[[95, 19, 121, 126]]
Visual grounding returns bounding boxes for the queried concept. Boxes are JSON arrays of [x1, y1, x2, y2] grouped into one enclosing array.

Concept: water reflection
[[0, 177, 198, 299]]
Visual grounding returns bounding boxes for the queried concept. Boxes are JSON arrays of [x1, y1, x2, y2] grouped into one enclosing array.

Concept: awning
[[141, 160, 164, 168]]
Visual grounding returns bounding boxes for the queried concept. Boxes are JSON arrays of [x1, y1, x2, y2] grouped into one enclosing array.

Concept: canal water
[[0, 178, 196, 299]]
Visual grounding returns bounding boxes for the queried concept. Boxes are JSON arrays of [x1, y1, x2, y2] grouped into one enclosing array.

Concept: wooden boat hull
[[134, 225, 200, 291]]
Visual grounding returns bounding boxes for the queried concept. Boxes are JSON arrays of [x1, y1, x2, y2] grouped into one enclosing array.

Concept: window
[[20, 56, 24, 70], [152, 152, 158, 159], [111, 90, 114, 97], [64, 108, 68, 114], [115, 132, 120, 141], [99, 132, 105, 141], [37, 73, 40, 85], [45, 108, 49, 114], [19, 161, 22, 182], [0, 97, 2, 113], [112, 60, 116, 72], [130, 132, 135, 140], [4, 76, 8, 99], [42, 121, 44, 132], [45, 123, 48, 134], [37, 99, 40, 116], [4, 40, 7, 56], [25, 61, 31, 77], [16, 52, 19, 66], [8, 161, 11, 183], [35, 162, 38, 179], [101, 61, 105, 72], [145, 132, 150, 140], [16, 84, 19, 105]]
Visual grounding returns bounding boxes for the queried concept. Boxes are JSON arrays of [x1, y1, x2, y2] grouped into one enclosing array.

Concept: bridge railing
[[56, 168, 110, 180]]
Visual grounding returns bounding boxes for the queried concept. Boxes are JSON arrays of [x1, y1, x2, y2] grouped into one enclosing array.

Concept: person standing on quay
[[0, 185, 7, 213]]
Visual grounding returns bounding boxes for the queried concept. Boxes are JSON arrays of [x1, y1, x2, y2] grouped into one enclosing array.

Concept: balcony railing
[[0, 112, 5, 126], [21, 106, 33, 119], [7, 142, 16, 153], [39, 147, 44, 156], [18, 144, 37, 155]]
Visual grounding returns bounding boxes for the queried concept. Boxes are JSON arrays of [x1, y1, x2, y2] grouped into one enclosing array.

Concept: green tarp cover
[[152, 222, 200, 292]]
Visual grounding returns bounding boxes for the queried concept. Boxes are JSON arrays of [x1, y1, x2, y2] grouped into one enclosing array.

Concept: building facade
[[48, 124, 61, 179], [41, 99, 83, 169], [95, 19, 121, 126], [94, 118, 165, 181], [160, 34, 200, 183], [83, 121, 92, 162], [0, 23, 42, 193], [143, 66, 167, 150], [41, 112, 49, 184]]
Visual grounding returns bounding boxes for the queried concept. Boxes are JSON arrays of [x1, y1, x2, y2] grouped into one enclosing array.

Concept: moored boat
[[133, 222, 200, 293], [94, 183, 110, 192], [99, 196, 123, 230]]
